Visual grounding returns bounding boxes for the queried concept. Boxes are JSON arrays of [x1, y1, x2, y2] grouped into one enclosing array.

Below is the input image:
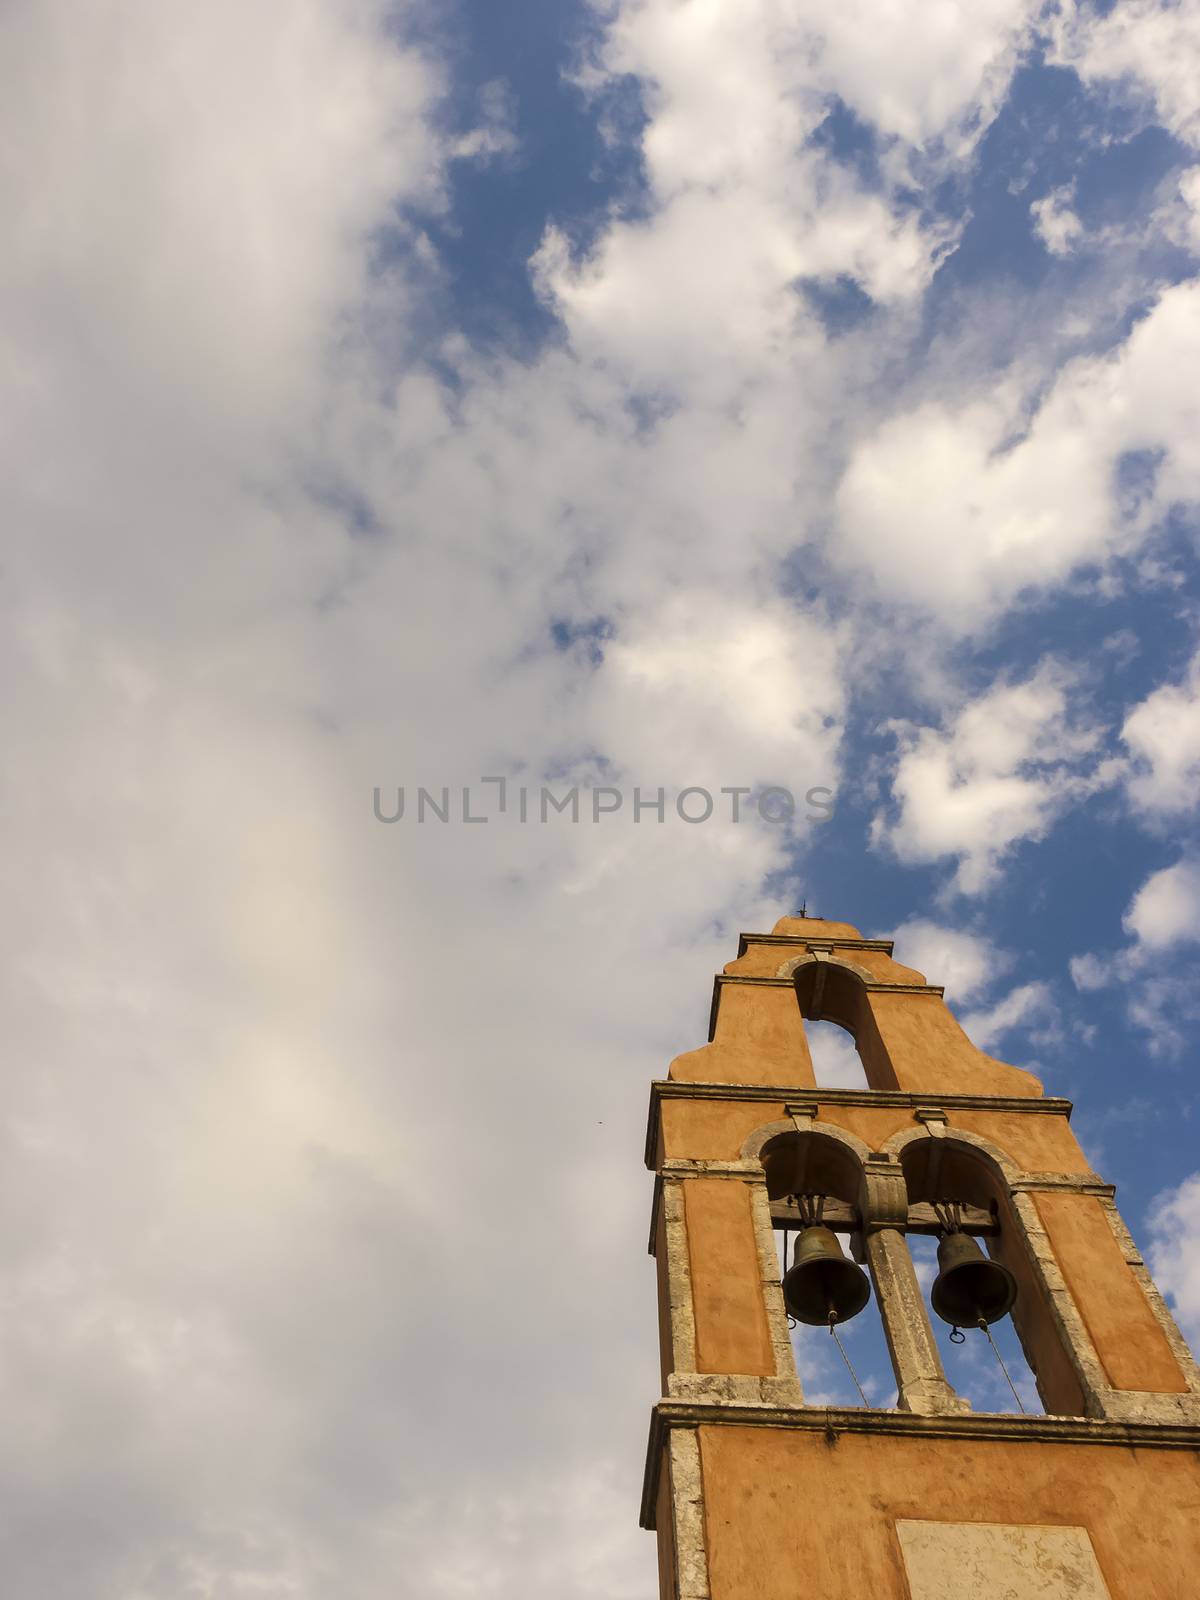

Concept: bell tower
[[643, 916, 1200, 1599]]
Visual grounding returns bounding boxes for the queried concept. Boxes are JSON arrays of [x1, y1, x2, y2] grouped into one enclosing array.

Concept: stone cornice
[[736, 932, 896, 956], [646, 1080, 1075, 1171], [639, 1401, 1200, 1528]]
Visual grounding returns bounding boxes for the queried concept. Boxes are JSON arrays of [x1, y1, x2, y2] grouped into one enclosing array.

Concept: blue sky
[[4, 0, 1200, 1595]]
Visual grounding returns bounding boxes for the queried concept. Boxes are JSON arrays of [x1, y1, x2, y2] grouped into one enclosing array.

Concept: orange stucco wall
[[1035, 1192, 1187, 1393], [950, 1110, 1090, 1173], [771, 918, 864, 940], [849, 948, 934, 985], [670, 948, 1043, 1100], [660, 1099, 787, 1162], [670, 984, 816, 1087], [868, 990, 1041, 1097], [990, 1191, 1088, 1417], [697, 1425, 1200, 1600], [683, 1178, 774, 1377]]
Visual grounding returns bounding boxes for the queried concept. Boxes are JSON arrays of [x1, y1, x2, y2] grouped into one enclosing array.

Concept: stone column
[[860, 1158, 969, 1416]]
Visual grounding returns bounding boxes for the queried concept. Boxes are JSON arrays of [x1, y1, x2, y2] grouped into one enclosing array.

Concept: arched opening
[[805, 1018, 870, 1089], [792, 961, 896, 1090], [762, 1130, 895, 1408], [900, 1136, 1049, 1416], [904, 1232, 1042, 1415]]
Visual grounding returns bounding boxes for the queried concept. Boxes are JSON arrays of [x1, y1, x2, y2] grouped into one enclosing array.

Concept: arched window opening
[[900, 1136, 1050, 1416], [805, 1018, 870, 1089], [907, 1233, 1043, 1415], [773, 1225, 898, 1407], [792, 960, 897, 1090], [763, 1130, 893, 1408]]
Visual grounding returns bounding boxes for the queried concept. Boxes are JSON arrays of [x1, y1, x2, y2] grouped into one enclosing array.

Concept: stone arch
[[883, 1123, 1020, 1205], [773, 955, 899, 1091], [742, 1117, 872, 1205], [774, 951, 874, 984], [742, 1115, 872, 1166], [884, 1124, 1091, 1417]]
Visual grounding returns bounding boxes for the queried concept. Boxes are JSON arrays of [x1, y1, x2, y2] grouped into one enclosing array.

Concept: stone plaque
[[895, 1519, 1112, 1599]]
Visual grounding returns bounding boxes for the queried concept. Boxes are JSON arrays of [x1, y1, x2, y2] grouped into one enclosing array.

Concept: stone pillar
[[865, 1226, 969, 1415], [667, 1429, 711, 1600], [860, 1157, 969, 1416]]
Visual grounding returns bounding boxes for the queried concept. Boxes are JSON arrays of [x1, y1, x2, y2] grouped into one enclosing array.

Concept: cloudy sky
[[4, 0, 1200, 1593]]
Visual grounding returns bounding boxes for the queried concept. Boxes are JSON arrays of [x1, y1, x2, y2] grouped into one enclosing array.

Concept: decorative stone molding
[[736, 932, 897, 957], [1103, 1199, 1200, 1391], [651, 1082, 1074, 1111], [859, 1158, 909, 1231], [1006, 1188, 1110, 1419], [1009, 1175, 1114, 1195], [773, 949, 876, 991], [665, 1373, 803, 1406], [648, 1161, 767, 1244], [664, 1428, 711, 1600], [650, 1159, 803, 1404], [879, 1120, 1021, 1183], [658, 1178, 697, 1379], [748, 1178, 803, 1392], [644, 1081, 1076, 1167], [661, 1157, 768, 1178], [740, 1116, 873, 1168], [640, 1402, 1200, 1528]]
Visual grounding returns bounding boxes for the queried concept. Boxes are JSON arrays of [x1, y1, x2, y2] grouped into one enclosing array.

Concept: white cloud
[[833, 278, 1200, 624], [451, 80, 520, 165], [1122, 650, 1200, 814], [805, 0, 1042, 153], [541, 0, 1047, 403], [872, 664, 1109, 893], [1176, 166, 1200, 252], [1052, 0, 1200, 150], [1069, 951, 1112, 992], [1123, 858, 1200, 949], [1031, 184, 1085, 256], [593, 591, 844, 789], [890, 919, 1003, 1002], [1070, 858, 1200, 1053], [961, 980, 1054, 1049], [0, 2, 861, 1590], [807, 1020, 869, 1088], [1, 0, 1194, 1592], [1148, 1173, 1200, 1346], [0, 0, 443, 468]]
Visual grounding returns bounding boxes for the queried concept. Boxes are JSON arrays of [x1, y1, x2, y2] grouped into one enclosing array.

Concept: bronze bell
[[930, 1230, 1017, 1328], [782, 1225, 872, 1326]]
